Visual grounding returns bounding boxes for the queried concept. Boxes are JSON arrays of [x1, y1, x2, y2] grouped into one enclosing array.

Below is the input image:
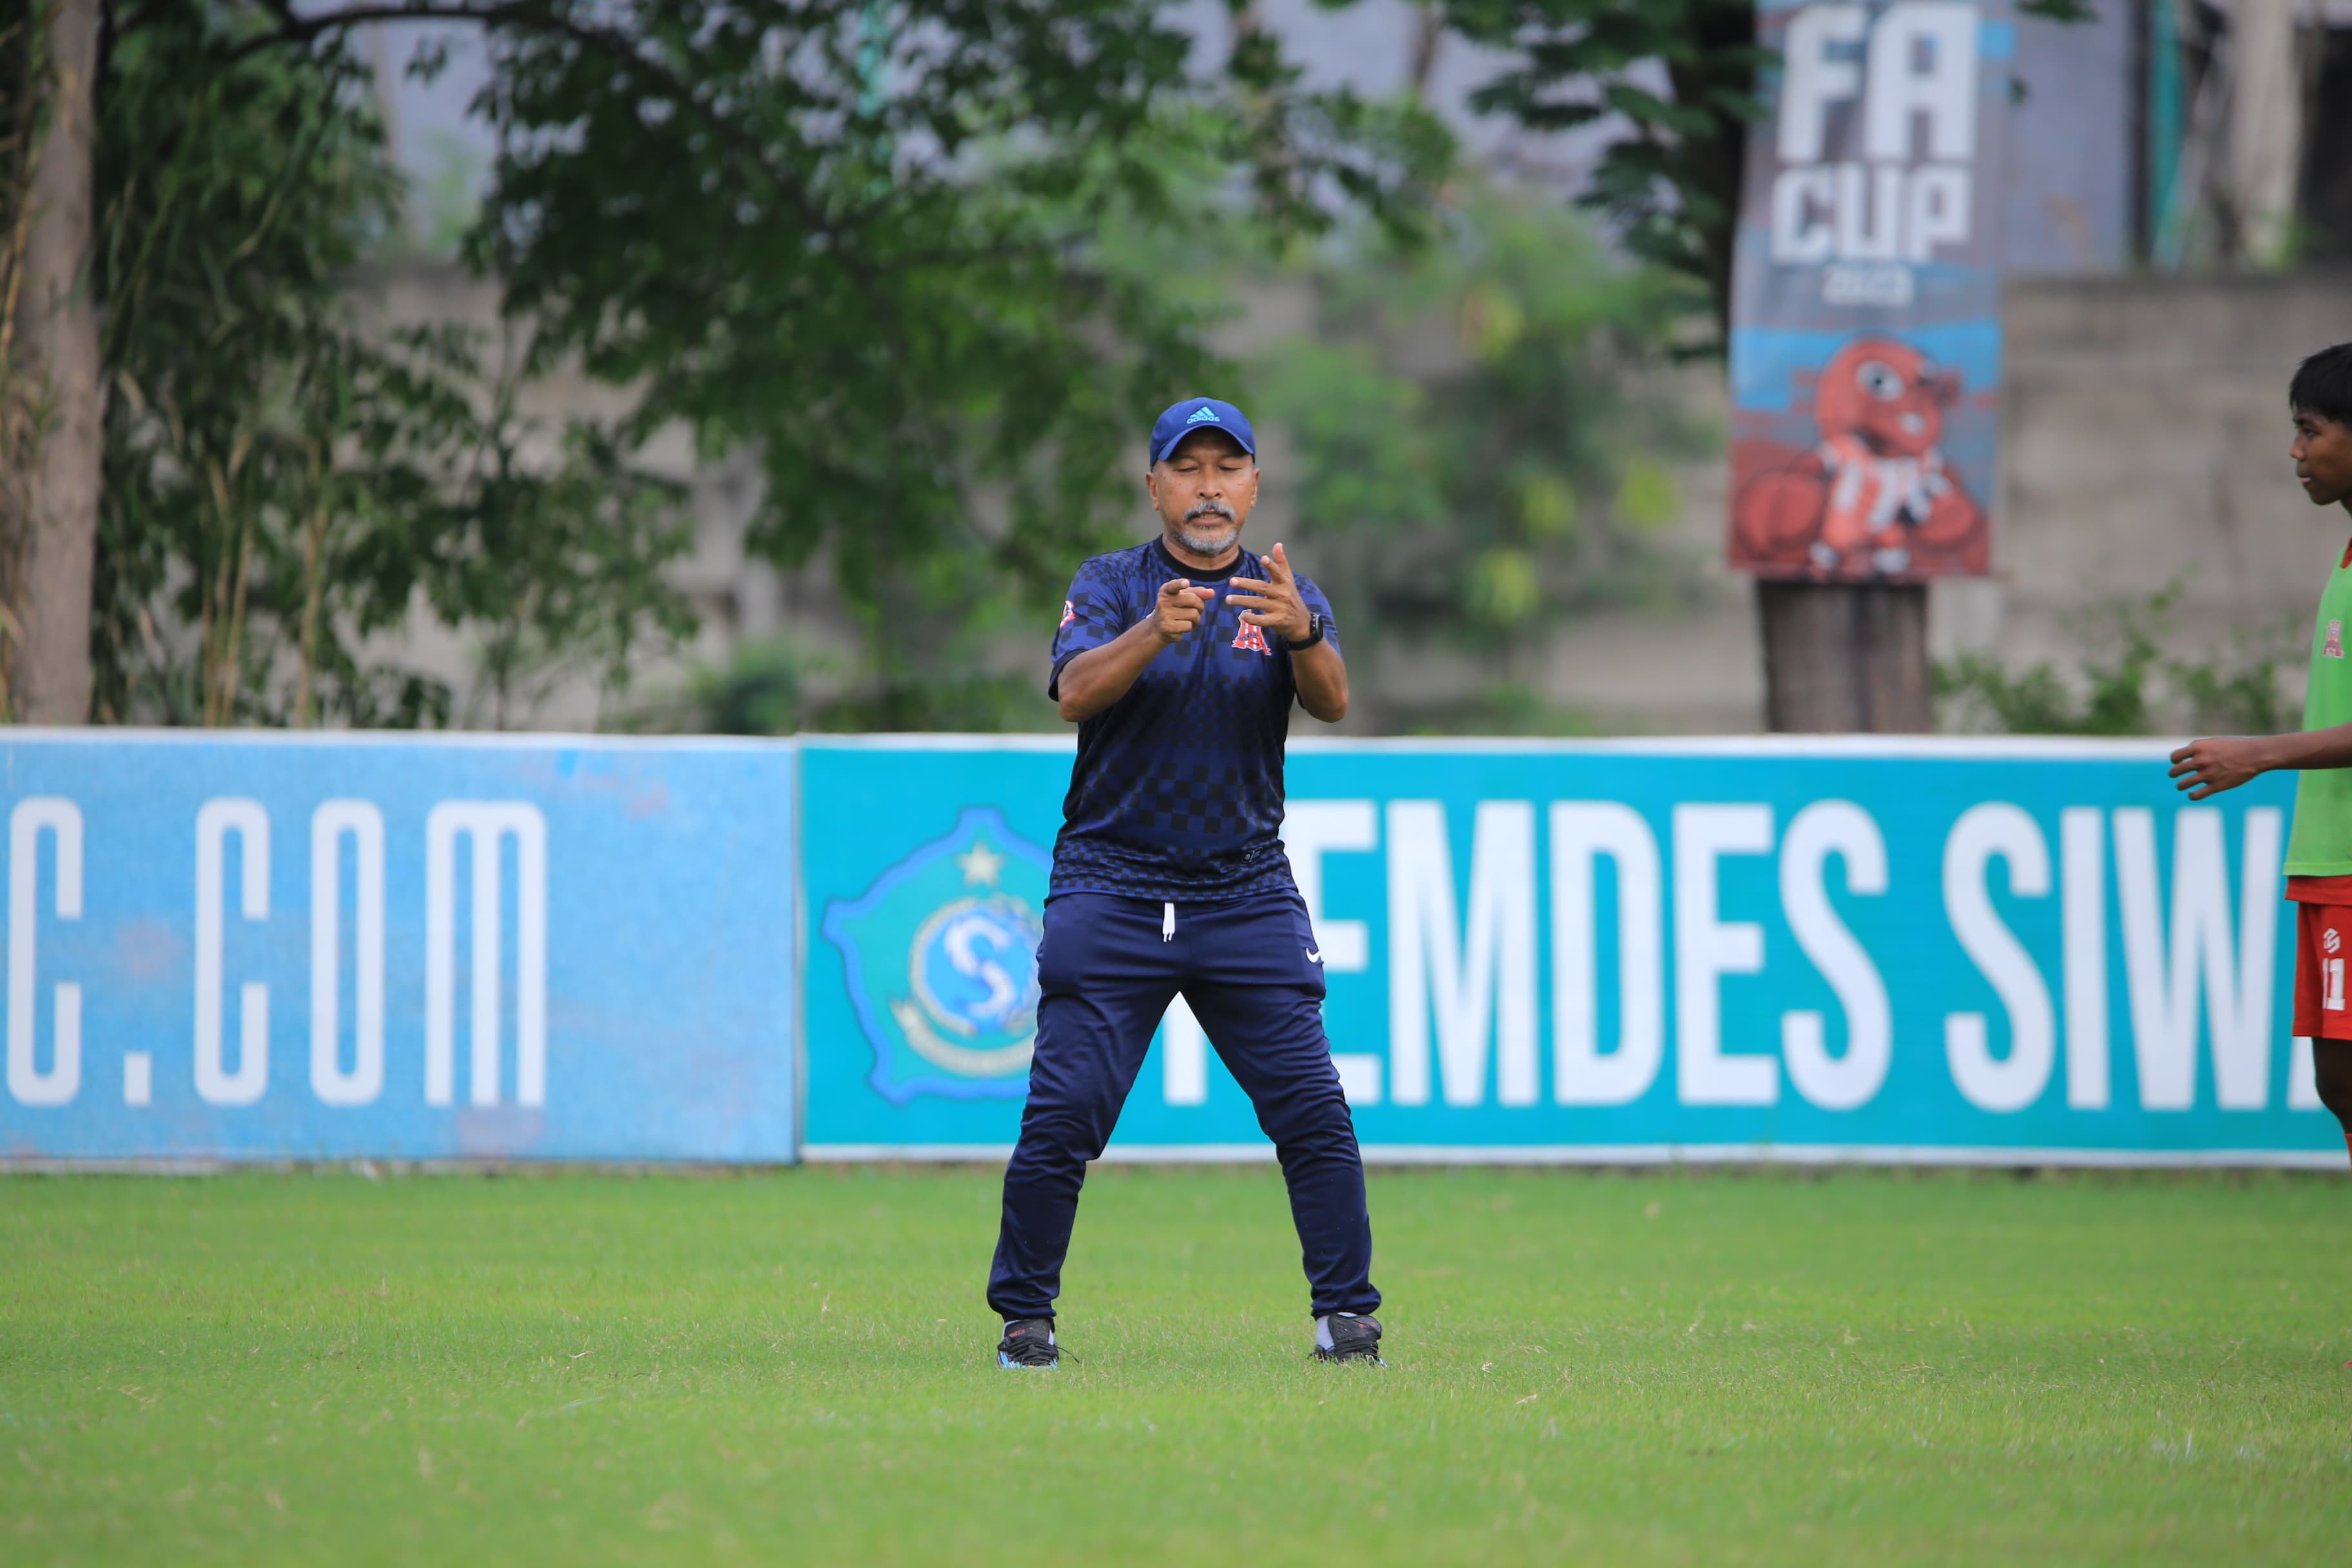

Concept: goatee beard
[[1175, 520, 1240, 555]]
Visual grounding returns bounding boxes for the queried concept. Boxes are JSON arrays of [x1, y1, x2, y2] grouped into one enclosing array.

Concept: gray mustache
[[1184, 500, 1237, 524]]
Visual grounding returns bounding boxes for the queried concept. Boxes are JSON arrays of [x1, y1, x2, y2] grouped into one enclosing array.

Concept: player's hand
[[1228, 542, 1313, 644], [1150, 578, 1214, 644], [2169, 736, 2269, 799]]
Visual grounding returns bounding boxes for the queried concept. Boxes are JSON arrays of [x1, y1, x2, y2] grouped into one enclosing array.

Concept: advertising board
[[801, 738, 2337, 1166], [0, 733, 795, 1162]]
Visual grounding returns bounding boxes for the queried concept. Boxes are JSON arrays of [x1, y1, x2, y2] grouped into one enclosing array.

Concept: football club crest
[[820, 807, 1052, 1103]]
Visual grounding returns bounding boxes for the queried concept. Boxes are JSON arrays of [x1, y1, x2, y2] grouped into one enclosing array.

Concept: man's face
[[2293, 409, 2352, 507], [1146, 429, 1259, 556]]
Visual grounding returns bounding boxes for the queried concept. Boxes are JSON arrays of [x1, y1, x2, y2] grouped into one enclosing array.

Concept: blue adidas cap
[[1149, 398, 1257, 467]]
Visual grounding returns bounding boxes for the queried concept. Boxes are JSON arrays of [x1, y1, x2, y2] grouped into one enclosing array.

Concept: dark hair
[[2290, 343, 2352, 427]]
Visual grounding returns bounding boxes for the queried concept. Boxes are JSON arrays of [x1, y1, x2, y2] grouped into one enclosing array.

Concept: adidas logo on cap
[[1185, 404, 1222, 425]]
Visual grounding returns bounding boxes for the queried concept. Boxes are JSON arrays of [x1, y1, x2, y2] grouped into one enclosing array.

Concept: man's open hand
[[1151, 578, 1215, 643], [2170, 736, 2270, 799], [1230, 542, 1313, 644]]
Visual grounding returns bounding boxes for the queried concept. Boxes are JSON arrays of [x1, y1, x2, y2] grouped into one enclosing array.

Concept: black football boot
[[1313, 1312, 1384, 1364], [996, 1318, 1060, 1369]]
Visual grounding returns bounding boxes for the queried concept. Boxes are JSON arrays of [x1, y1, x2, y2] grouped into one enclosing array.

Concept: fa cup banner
[[801, 738, 2340, 1167], [0, 734, 795, 1162], [1727, 1, 2007, 580]]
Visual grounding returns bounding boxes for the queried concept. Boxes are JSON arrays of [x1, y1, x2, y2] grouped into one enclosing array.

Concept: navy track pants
[[986, 889, 1381, 1322]]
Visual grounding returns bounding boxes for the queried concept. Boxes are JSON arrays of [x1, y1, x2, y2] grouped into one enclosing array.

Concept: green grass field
[[2, 1166, 2347, 1565]]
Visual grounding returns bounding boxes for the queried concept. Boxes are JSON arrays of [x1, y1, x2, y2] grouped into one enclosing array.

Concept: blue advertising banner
[[801, 738, 2340, 1167], [0, 733, 794, 1162], [1727, 0, 2007, 579]]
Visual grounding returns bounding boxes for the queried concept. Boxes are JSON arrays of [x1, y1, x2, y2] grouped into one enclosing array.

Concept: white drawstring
[[1162, 901, 1175, 943]]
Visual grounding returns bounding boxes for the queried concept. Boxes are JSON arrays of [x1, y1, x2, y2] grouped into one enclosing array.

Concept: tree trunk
[[12, 0, 101, 724], [1756, 580, 1932, 733]]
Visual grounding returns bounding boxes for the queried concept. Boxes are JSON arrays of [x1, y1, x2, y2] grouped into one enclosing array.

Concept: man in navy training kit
[[989, 396, 1384, 1368]]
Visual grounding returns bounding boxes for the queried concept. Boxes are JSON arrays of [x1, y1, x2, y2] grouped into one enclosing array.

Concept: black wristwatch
[[1283, 613, 1328, 652]]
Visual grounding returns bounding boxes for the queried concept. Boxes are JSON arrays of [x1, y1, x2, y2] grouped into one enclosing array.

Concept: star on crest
[[956, 839, 1006, 887]]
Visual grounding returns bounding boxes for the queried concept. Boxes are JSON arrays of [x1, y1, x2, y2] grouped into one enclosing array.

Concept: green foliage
[[1431, 0, 1765, 344], [1398, 680, 1600, 736], [413, 130, 489, 258], [1614, 457, 1680, 531], [79, 0, 1449, 730], [357, 0, 1451, 716], [1936, 578, 2300, 737], [656, 635, 1056, 735], [2173, 629, 2300, 738], [807, 670, 1060, 733], [93, 5, 694, 726], [675, 638, 821, 739], [1936, 586, 2172, 736], [1936, 651, 2156, 738], [1254, 339, 1444, 530], [1246, 187, 1707, 692], [2019, 1, 2101, 22]]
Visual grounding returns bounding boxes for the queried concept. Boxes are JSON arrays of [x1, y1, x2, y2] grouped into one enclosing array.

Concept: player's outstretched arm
[[1230, 543, 1346, 723], [2170, 721, 2352, 798], [1057, 578, 1213, 723]]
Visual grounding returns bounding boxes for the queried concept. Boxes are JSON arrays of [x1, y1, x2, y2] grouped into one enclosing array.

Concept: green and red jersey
[[2286, 536, 2352, 901]]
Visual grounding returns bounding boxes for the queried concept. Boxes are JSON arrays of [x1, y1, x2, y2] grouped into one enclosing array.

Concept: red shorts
[[2292, 903, 2352, 1041]]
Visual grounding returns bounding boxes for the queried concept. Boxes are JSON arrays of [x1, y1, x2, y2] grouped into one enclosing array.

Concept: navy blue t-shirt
[[1047, 538, 1340, 903]]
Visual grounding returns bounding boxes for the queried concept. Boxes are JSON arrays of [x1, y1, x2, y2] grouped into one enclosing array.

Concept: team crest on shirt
[[2328, 618, 2343, 660], [1060, 600, 1075, 629], [820, 807, 1050, 1103], [1232, 622, 1272, 655]]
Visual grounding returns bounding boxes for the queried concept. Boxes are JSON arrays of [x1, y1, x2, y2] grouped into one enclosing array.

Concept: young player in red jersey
[[2171, 343, 2352, 1163]]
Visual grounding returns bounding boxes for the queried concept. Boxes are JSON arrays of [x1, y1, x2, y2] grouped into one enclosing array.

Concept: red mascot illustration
[[1731, 336, 1988, 578]]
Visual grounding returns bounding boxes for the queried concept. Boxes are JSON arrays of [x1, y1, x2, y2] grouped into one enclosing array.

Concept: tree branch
[[223, 1, 854, 252]]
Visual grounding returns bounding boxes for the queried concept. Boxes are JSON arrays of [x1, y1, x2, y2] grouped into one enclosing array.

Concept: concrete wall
[[1982, 270, 2352, 660]]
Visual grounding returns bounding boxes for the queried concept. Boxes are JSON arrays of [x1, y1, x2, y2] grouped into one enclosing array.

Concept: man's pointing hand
[[1151, 578, 1214, 644]]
